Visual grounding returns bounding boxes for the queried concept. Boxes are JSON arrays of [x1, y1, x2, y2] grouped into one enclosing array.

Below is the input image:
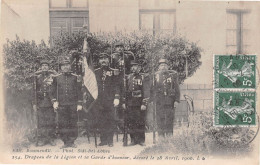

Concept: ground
[[22, 132, 155, 157]]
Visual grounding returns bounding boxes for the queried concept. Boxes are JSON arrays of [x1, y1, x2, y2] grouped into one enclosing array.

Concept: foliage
[[3, 36, 54, 92], [51, 31, 202, 83], [4, 31, 202, 92]]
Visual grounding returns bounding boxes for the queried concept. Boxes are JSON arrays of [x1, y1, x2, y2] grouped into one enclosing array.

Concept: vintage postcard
[[0, 0, 259, 165]]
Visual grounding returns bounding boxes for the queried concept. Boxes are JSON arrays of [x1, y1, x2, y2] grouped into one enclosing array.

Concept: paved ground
[[25, 132, 155, 157]]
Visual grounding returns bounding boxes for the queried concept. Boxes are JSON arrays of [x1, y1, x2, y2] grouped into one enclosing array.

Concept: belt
[[128, 90, 142, 98]]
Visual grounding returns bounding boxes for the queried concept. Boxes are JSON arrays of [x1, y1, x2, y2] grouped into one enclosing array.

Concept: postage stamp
[[214, 55, 256, 89], [214, 90, 256, 126]]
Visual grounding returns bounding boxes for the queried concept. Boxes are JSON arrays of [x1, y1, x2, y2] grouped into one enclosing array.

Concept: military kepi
[[158, 58, 168, 64], [130, 60, 138, 66], [98, 53, 109, 59], [60, 58, 70, 65], [40, 59, 50, 65]]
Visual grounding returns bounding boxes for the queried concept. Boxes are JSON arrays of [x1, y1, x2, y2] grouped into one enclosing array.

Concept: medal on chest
[[119, 59, 124, 66], [102, 70, 106, 81], [102, 70, 113, 81], [156, 74, 159, 83], [134, 78, 142, 85], [166, 77, 172, 83]]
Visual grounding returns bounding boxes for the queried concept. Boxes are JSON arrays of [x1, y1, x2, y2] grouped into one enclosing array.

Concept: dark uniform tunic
[[93, 66, 120, 145], [152, 70, 180, 137], [50, 72, 83, 145], [110, 52, 134, 119], [32, 71, 56, 142], [125, 73, 149, 144]]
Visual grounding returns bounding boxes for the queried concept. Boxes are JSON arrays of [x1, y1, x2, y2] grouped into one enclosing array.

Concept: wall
[[180, 83, 213, 112], [1, 1, 23, 42], [2, 0, 50, 43], [89, 0, 139, 33]]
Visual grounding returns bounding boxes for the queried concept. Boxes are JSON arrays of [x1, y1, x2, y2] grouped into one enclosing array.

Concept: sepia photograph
[[0, 0, 259, 164]]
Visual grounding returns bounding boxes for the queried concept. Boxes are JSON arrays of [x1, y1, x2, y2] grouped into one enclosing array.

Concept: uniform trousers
[[37, 107, 56, 142], [97, 105, 116, 144], [156, 103, 175, 137], [127, 106, 146, 144], [57, 105, 78, 145]]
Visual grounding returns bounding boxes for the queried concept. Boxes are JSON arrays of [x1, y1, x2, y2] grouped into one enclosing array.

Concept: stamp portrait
[[214, 55, 256, 89], [214, 90, 256, 126]]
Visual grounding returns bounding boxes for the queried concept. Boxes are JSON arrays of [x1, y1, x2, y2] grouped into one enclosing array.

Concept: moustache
[[101, 61, 108, 64]]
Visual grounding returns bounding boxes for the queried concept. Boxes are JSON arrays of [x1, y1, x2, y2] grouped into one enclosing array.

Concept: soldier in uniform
[[50, 58, 83, 148], [122, 60, 149, 146], [110, 42, 135, 120], [32, 59, 57, 146], [94, 53, 120, 147], [152, 58, 180, 138]]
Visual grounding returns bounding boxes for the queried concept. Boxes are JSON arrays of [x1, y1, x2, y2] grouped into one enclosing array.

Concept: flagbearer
[[122, 60, 149, 146], [50, 57, 83, 148], [93, 53, 120, 147], [32, 59, 57, 146]]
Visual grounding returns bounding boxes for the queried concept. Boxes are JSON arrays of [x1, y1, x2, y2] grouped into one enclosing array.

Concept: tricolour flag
[[82, 36, 98, 111], [82, 56, 98, 100]]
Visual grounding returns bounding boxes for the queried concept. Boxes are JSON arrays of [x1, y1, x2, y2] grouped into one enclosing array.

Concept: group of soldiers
[[32, 42, 180, 148]]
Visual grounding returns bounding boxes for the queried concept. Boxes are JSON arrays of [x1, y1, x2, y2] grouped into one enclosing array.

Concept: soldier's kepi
[[122, 60, 149, 146], [93, 53, 120, 147], [50, 57, 83, 149], [153, 58, 180, 138], [32, 59, 57, 147]]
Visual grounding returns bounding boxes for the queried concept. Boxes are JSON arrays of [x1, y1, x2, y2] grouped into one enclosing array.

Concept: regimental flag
[[82, 56, 98, 100], [82, 36, 98, 111]]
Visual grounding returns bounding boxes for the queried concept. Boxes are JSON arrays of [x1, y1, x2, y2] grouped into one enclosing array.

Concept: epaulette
[[140, 73, 149, 80], [52, 73, 62, 77], [34, 70, 43, 75], [48, 70, 58, 75], [111, 52, 120, 57], [168, 70, 178, 76], [128, 73, 133, 78], [109, 67, 117, 70], [71, 73, 79, 77], [140, 73, 149, 76], [109, 67, 120, 75]]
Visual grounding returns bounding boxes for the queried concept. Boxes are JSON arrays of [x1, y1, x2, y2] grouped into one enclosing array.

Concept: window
[[226, 9, 251, 54], [139, 0, 176, 35], [49, 0, 89, 39]]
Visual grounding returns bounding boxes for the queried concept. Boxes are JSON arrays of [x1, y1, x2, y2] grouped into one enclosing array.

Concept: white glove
[[33, 105, 37, 112], [114, 99, 119, 107], [141, 105, 147, 111], [53, 101, 59, 110], [122, 104, 126, 109], [77, 105, 83, 111], [174, 102, 179, 109]]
